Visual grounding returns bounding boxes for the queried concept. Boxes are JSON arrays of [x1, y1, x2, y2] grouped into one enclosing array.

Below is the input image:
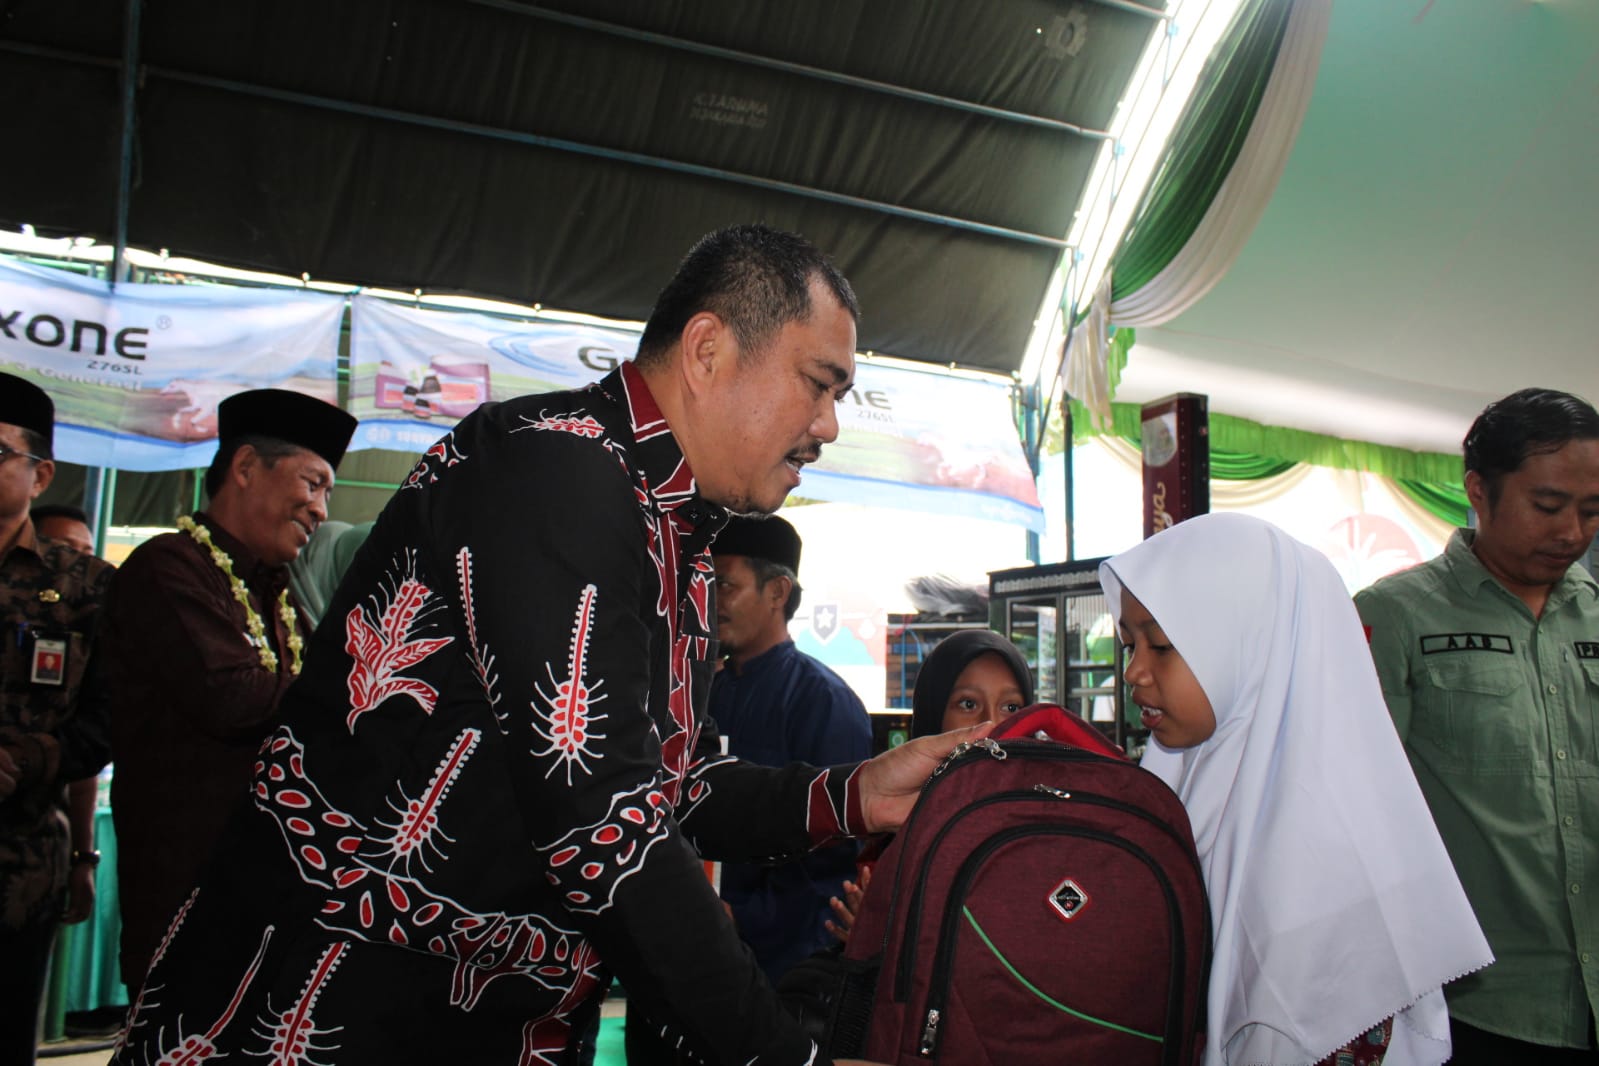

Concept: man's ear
[[28, 459, 54, 500], [230, 443, 261, 490], [764, 573, 794, 612], [678, 311, 733, 399], [1464, 469, 1491, 517]]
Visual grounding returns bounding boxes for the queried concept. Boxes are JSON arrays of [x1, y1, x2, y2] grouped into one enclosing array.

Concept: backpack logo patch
[[1049, 877, 1090, 922]]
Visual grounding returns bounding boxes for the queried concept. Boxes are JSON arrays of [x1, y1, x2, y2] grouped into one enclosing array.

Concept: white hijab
[[1100, 513, 1491, 1066]]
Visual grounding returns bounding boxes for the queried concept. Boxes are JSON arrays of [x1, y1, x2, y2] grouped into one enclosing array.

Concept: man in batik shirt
[[109, 226, 969, 1066], [106, 388, 356, 990], [0, 374, 113, 1066]]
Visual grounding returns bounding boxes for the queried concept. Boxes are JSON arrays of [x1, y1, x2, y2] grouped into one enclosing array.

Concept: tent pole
[[1063, 404, 1075, 562], [111, 0, 143, 289], [1020, 381, 1043, 565], [81, 468, 118, 558]]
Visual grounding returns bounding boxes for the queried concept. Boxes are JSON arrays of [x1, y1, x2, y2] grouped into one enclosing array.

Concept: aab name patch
[[1420, 633, 1513, 655], [1575, 642, 1599, 660]]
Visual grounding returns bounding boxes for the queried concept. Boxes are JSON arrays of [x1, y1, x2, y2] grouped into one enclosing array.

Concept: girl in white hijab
[[1100, 512, 1492, 1066]]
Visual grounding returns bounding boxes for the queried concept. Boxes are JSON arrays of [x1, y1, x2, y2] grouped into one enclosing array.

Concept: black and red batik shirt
[[112, 362, 864, 1066]]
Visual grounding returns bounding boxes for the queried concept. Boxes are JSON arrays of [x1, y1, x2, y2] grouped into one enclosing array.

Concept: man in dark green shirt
[[1357, 388, 1599, 1064]]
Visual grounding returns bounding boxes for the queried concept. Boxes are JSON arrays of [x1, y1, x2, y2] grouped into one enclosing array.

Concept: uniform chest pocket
[[1415, 657, 1537, 770], [1582, 659, 1599, 692], [1581, 660, 1599, 745]]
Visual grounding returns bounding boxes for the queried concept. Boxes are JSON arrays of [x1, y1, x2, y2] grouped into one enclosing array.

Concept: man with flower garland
[[105, 388, 356, 991]]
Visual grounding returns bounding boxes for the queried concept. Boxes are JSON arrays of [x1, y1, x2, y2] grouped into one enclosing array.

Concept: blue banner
[[0, 256, 343, 471]]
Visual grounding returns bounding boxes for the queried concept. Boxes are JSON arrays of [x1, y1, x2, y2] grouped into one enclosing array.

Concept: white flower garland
[[177, 516, 302, 675]]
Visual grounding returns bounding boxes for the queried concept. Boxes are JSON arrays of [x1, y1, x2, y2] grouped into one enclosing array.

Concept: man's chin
[[722, 492, 787, 518]]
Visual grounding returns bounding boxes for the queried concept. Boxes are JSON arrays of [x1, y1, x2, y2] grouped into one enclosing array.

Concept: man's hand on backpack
[[856, 721, 997, 834]]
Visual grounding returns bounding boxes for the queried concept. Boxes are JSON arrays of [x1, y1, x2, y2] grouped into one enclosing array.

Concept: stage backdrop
[[0, 256, 342, 470], [350, 295, 1044, 530]]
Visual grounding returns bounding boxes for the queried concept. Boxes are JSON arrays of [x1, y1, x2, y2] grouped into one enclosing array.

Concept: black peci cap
[[0, 373, 55, 446], [712, 514, 802, 571], [218, 388, 358, 469]]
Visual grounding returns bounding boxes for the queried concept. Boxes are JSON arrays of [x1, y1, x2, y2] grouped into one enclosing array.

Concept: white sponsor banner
[[347, 294, 633, 452], [350, 296, 1043, 529], [0, 256, 343, 470]]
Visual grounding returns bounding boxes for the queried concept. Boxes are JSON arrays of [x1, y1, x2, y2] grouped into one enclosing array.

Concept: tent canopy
[[1114, 0, 1599, 456], [1, 0, 1169, 376]]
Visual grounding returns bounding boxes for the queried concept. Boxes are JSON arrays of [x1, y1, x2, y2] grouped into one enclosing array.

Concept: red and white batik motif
[[531, 584, 607, 784], [615, 364, 714, 807], [455, 546, 504, 729], [255, 727, 598, 1012], [118, 889, 202, 1060], [511, 408, 606, 439], [516, 379, 713, 807], [402, 432, 468, 492], [370, 727, 481, 877], [804, 765, 864, 843], [344, 550, 454, 732], [536, 778, 673, 915], [638, 491, 712, 805], [674, 751, 738, 824], [127, 925, 274, 1066], [248, 940, 347, 1066]]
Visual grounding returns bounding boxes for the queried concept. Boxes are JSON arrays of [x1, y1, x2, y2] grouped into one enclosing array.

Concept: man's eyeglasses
[[0, 443, 45, 465]]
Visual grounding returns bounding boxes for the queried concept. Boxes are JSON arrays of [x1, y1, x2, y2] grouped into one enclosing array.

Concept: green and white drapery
[[1066, 0, 1330, 426], [1060, 0, 1471, 527]]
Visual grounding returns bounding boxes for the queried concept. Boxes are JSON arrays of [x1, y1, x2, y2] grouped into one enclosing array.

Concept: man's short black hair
[[31, 502, 88, 526], [203, 435, 308, 499], [1463, 388, 1599, 502], [748, 557, 803, 622], [633, 224, 858, 367]]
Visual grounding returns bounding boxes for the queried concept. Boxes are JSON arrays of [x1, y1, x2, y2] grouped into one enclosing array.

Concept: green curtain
[[1105, 325, 1135, 399], [1082, 407, 1296, 481], [1396, 479, 1470, 527], [1210, 450, 1297, 481], [1108, 0, 1294, 301], [1070, 398, 1465, 484]]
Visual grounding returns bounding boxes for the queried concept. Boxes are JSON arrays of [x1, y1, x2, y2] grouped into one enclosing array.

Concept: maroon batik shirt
[[113, 362, 863, 1066]]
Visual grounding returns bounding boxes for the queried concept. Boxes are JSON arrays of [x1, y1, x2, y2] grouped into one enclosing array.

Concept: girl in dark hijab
[[909, 629, 1035, 738]]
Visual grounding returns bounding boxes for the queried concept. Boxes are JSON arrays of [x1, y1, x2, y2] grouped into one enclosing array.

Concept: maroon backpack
[[827, 711, 1209, 1065]]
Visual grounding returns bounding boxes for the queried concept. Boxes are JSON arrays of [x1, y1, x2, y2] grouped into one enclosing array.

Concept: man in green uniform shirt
[[1356, 388, 1599, 1063]]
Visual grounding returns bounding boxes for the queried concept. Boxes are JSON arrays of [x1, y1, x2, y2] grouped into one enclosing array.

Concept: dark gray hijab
[[910, 629, 1034, 738]]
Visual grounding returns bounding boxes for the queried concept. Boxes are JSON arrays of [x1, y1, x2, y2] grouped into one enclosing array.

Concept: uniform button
[[1557, 749, 1569, 760], [1548, 684, 1559, 695], [1573, 883, 1582, 895], [1585, 953, 1593, 964], [1567, 816, 1577, 827]]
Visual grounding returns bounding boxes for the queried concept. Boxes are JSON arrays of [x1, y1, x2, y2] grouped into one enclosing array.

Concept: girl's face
[[939, 651, 1027, 733], [1119, 589, 1216, 749]]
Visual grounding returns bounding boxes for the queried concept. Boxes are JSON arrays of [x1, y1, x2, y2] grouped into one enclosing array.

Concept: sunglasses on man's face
[[0, 442, 45, 465]]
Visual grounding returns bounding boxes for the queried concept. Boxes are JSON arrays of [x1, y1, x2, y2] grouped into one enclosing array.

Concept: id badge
[[31, 634, 67, 686]]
